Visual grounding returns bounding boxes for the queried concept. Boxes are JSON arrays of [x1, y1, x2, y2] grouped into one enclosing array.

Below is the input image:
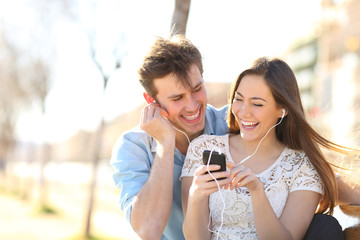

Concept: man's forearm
[[337, 174, 360, 205], [131, 141, 175, 239]]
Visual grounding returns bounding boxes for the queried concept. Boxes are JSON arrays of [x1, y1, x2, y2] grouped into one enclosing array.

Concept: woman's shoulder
[[281, 147, 314, 170], [283, 147, 307, 160]]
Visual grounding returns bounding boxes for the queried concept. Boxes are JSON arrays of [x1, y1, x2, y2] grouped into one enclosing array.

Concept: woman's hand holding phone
[[188, 151, 230, 201]]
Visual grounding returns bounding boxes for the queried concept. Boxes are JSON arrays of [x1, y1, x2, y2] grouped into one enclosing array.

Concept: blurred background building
[[286, 0, 360, 149]]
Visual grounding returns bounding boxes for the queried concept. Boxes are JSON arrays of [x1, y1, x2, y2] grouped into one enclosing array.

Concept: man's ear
[[143, 92, 155, 104]]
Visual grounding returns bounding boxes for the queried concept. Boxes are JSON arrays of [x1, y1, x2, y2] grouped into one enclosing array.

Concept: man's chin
[[185, 123, 205, 137], [173, 114, 205, 136]]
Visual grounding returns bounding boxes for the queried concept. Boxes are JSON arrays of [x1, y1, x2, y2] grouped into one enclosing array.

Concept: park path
[[0, 181, 139, 240], [1, 161, 358, 240]]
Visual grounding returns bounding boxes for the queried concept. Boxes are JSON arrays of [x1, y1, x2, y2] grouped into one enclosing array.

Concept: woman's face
[[231, 74, 284, 143]]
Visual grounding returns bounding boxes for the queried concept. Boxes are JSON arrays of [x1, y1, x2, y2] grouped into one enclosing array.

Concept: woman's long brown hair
[[227, 57, 357, 214]]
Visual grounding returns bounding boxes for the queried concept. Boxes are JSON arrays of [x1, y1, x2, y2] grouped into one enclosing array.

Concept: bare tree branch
[[171, 0, 191, 36]]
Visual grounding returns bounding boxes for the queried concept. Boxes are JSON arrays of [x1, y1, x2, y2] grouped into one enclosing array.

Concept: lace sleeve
[[289, 154, 324, 195]]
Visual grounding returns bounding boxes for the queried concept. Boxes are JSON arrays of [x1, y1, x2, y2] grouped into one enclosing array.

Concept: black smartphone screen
[[202, 150, 226, 180]]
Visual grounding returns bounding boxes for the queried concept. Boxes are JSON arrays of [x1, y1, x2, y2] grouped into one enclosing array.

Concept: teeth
[[242, 121, 258, 126], [183, 109, 200, 120]]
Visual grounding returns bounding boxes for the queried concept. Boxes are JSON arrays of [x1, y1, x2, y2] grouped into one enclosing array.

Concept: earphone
[[205, 107, 287, 239], [154, 97, 287, 238], [238, 107, 286, 164]]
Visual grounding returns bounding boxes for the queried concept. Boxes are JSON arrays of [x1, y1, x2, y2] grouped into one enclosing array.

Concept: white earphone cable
[[206, 149, 226, 240], [174, 109, 285, 239], [239, 111, 285, 165], [172, 125, 191, 145], [205, 110, 286, 238]]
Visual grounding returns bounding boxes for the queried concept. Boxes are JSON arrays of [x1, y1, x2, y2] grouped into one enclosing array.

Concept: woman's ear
[[143, 92, 155, 104], [280, 108, 287, 118]]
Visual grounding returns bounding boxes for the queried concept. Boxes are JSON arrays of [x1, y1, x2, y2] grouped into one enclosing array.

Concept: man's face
[[154, 64, 208, 140]]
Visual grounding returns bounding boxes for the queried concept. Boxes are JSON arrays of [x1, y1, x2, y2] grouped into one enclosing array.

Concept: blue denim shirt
[[110, 105, 229, 240]]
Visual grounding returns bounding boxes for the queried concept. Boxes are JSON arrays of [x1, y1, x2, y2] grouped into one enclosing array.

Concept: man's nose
[[185, 95, 198, 111]]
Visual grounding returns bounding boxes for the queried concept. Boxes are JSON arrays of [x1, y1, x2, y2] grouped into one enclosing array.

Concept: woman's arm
[[181, 176, 211, 240], [181, 165, 230, 240], [253, 190, 321, 240], [227, 162, 321, 240]]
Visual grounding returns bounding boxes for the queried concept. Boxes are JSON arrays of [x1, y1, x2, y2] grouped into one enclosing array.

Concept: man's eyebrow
[[168, 80, 204, 99], [168, 93, 184, 99], [235, 91, 267, 102], [192, 80, 203, 90]]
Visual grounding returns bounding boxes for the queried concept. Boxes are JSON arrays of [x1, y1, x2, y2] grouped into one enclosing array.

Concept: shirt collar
[[203, 113, 215, 135]]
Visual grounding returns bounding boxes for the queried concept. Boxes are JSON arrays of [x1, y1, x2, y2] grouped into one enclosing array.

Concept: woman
[[180, 57, 355, 240]]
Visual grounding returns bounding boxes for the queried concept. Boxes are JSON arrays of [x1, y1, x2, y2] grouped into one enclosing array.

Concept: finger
[[229, 171, 246, 190], [228, 164, 245, 180], [140, 106, 149, 128], [194, 176, 230, 193], [195, 164, 221, 176], [235, 174, 257, 188], [194, 166, 228, 183], [230, 168, 252, 190], [154, 107, 165, 119], [226, 161, 236, 169], [203, 171, 230, 183], [140, 107, 146, 125], [151, 102, 160, 107], [160, 107, 169, 119], [147, 105, 156, 119]]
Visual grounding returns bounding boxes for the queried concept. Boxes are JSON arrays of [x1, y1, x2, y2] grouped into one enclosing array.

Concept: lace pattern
[[181, 134, 324, 239]]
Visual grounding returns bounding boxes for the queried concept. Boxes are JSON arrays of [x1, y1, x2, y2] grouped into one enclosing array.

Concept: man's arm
[[111, 128, 176, 240], [130, 103, 177, 239], [130, 140, 175, 239]]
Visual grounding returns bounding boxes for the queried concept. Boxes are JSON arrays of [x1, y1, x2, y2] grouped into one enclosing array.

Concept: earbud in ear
[[282, 108, 286, 118]]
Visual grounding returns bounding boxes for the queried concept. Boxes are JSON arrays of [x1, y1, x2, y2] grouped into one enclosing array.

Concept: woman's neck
[[231, 133, 284, 161], [230, 134, 285, 173]]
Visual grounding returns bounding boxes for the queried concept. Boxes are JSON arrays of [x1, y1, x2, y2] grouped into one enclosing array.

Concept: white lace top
[[181, 134, 324, 240]]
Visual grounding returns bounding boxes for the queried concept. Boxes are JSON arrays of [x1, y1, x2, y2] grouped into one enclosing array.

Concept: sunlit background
[[0, 0, 359, 239]]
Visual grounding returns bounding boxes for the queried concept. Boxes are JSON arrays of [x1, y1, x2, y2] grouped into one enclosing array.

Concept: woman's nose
[[240, 103, 251, 117]]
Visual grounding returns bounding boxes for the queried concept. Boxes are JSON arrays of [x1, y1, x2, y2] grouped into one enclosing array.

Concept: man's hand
[[140, 102, 175, 145]]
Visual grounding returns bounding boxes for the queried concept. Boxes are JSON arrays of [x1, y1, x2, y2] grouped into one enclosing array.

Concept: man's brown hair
[[138, 35, 203, 99]]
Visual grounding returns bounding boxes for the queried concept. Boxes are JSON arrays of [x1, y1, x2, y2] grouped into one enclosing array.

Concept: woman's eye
[[253, 103, 263, 107]]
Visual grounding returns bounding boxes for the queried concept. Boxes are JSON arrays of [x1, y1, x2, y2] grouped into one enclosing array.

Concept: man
[[110, 35, 358, 239], [111, 35, 228, 239]]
